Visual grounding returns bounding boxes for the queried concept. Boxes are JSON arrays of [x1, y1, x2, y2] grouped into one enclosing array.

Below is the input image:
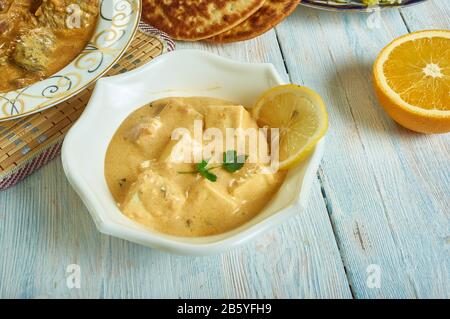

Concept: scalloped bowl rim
[[61, 49, 326, 255]]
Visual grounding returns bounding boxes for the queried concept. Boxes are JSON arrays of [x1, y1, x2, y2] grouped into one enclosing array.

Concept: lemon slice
[[252, 84, 328, 170]]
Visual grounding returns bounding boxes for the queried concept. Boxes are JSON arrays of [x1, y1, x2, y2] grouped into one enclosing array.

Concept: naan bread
[[142, 0, 266, 41], [207, 0, 301, 43]]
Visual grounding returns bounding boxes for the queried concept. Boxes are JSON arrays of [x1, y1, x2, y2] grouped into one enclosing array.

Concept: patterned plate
[[301, 0, 428, 12], [0, 0, 141, 121]]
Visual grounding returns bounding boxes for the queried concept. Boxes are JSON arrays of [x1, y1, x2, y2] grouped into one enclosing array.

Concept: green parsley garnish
[[222, 150, 248, 173], [177, 150, 247, 182], [196, 159, 218, 182]]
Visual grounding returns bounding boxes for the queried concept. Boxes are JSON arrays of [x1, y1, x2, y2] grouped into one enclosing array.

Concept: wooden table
[[0, 0, 448, 299]]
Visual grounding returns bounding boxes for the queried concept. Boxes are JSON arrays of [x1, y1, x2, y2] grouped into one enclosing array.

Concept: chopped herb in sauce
[[177, 151, 247, 182], [118, 178, 127, 187]]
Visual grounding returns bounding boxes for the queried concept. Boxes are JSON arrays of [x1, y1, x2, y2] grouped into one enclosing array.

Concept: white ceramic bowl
[[62, 50, 325, 255], [0, 0, 141, 121]]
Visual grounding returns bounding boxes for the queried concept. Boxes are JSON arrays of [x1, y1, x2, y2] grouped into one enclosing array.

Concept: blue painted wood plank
[[0, 160, 352, 298], [275, 1, 449, 298]]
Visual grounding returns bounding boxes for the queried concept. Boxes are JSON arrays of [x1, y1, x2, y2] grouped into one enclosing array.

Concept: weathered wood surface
[[0, 0, 448, 298], [0, 31, 351, 299], [275, 0, 449, 298]]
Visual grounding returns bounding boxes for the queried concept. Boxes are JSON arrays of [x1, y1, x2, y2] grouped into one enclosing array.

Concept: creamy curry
[[105, 97, 286, 237], [0, 0, 98, 92]]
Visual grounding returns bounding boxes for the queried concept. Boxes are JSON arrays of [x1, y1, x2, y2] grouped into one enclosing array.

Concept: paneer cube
[[204, 105, 269, 164], [229, 164, 277, 200], [159, 132, 203, 164], [186, 179, 239, 219], [158, 101, 204, 130], [12, 28, 56, 71], [121, 169, 186, 221], [204, 105, 258, 132], [130, 103, 203, 156]]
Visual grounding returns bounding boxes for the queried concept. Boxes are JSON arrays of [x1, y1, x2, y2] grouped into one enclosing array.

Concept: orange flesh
[[383, 37, 450, 111]]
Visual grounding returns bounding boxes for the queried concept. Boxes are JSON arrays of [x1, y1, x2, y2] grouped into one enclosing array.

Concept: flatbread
[[142, 0, 266, 41], [207, 0, 301, 43]]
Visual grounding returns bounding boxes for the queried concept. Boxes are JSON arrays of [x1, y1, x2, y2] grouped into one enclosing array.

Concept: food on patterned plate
[[0, 0, 99, 93]]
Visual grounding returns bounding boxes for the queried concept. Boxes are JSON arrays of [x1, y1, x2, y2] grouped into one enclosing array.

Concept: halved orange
[[373, 30, 450, 134], [252, 84, 328, 170]]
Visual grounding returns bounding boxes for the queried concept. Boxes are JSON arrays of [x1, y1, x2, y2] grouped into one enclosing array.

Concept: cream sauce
[[0, 0, 98, 92], [105, 97, 286, 237]]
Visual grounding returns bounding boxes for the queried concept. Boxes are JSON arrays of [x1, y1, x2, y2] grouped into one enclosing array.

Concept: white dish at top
[[301, 0, 427, 12], [61, 49, 325, 255]]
